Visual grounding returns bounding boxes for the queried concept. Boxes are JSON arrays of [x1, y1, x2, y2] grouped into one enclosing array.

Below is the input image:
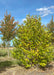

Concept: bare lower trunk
[[8, 47, 9, 57], [7, 41, 10, 58]]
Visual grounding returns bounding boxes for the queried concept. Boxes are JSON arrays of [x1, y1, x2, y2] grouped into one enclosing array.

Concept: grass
[[0, 48, 13, 57], [0, 61, 12, 68], [0, 49, 7, 57], [0, 56, 18, 73], [0, 59, 18, 73]]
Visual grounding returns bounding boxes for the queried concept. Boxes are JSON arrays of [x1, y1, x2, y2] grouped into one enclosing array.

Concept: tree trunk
[[8, 47, 9, 57], [7, 41, 10, 58]]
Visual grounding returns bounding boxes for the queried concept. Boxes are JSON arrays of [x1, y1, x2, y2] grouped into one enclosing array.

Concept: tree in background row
[[0, 11, 18, 57], [47, 16, 54, 44], [12, 15, 53, 68], [2, 41, 6, 48]]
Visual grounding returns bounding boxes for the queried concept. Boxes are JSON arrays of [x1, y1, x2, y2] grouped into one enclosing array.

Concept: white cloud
[[48, 6, 54, 9], [36, 6, 54, 17], [36, 7, 48, 11], [22, 18, 27, 22]]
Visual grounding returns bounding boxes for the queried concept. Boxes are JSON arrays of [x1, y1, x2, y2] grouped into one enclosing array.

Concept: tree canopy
[[0, 11, 18, 42]]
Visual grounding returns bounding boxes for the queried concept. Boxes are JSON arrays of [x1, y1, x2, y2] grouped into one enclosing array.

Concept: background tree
[[47, 16, 54, 44], [12, 15, 53, 68], [0, 44, 1, 47], [2, 41, 6, 48], [0, 11, 18, 57]]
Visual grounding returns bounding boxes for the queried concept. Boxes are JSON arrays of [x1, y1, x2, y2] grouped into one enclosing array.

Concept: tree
[[2, 41, 6, 48], [47, 16, 54, 44], [12, 15, 53, 68], [0, 11, 18, 57]]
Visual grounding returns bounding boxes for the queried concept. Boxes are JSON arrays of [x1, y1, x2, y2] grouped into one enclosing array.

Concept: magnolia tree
[[0, 11, 18, 57], [12, 15, 53, 68]]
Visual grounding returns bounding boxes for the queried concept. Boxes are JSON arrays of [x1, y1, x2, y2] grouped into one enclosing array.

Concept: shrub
[[12, 15, 53, 68]]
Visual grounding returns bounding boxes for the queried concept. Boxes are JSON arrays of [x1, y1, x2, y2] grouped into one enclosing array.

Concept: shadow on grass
[[0, 60, 14, 73]]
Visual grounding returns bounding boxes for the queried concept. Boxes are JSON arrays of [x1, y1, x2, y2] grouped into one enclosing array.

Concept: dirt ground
[[0, 57, 54, 75]]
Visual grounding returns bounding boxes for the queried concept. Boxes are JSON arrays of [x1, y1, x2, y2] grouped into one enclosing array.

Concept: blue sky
[[0, 0, 54, 45], [0, 0, 54, 24]]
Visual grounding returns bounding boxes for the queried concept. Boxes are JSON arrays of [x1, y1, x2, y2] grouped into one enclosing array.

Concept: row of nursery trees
[[0, 12, 54, 68]]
